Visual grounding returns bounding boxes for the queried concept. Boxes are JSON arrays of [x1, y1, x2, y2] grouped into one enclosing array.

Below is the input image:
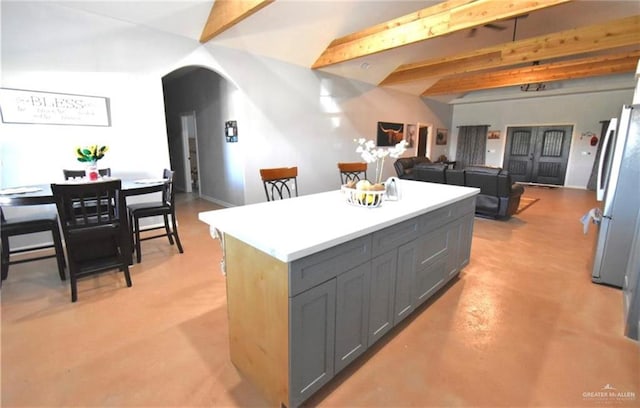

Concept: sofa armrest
[[510, 183, 524, 197]]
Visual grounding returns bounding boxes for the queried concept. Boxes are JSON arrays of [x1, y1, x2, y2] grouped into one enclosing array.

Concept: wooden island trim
[[225, 235, 289, 406]]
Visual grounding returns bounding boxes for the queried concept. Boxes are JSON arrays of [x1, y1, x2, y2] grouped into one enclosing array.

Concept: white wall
[[199, 45, 452, 204], [1, 2, 450, 209], [450, 88, 634, 188], [0, 2, 189, 187]]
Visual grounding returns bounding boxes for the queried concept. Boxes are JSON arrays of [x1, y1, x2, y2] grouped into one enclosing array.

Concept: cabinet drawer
[[419, 198, 475, 234], [372, 217, 420, 257], [454, 197, 476, 218], [419, 205, 455, 233], [290, 235, 372, 296], [415, 226, 450, 269]]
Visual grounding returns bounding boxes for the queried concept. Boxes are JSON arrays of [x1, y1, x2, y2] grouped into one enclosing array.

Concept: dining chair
[[62, 168, 113, 218], [338, 162, 368, 185], [127, 169, 183, 263], [51, 179, 131, 302], [62, 168, 111, 179], [260, 167, 298, 201], [1, 207, 66, 287]]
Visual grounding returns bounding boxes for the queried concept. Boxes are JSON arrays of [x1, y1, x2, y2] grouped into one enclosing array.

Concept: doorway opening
[[180, 112, 199, 193], [417, 125, 429, 157], [503, 125, 572, 186]]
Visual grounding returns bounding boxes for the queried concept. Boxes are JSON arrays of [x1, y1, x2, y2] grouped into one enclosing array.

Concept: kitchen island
[[199, 179, 479, 407]]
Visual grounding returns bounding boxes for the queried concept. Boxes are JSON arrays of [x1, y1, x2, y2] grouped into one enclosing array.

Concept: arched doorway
[[161, 66, 245, 207]]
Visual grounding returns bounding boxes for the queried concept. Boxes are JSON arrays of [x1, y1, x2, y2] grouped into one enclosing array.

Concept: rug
[[516, 197, 539, 214]]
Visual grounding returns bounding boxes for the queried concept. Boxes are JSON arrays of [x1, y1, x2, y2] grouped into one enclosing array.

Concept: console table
[[199, 180, 479, 407]]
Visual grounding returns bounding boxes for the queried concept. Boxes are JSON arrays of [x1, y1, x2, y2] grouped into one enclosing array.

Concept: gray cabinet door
[[335, 263, 371, 373], [369, 251, 397, 345], [414, 257, 446, 305], [394, 241, 418, 325], [289, 279, 336, 407]]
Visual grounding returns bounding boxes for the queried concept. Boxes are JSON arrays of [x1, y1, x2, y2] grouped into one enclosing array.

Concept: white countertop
[[198, 179, 479, 263]]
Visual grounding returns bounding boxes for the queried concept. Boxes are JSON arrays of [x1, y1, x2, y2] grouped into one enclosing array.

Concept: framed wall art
[[225, 120, 238, 142], [436, 128, 448, 145], [405, 124, 416, 148], [0, 88, 111, 126], [488, 130, 501, 139], [377, 121, 404, 146]]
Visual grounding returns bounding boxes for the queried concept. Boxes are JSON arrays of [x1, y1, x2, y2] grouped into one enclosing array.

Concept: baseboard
[[199, 194, 235, 208], [515, 181, 589, 191]]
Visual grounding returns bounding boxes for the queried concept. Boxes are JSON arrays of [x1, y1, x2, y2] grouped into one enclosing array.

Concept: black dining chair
[[51, 179, 132, 302], [260, 167, 298, 201], [338, 162, 368, 185], [62, 168, 113, 218], [1, 206, 66, 287], [62, 168, 111, 179], [127, 169, 183, 263]]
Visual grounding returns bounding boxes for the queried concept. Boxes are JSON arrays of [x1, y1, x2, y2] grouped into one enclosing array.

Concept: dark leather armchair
[[462, 166, 524, 219], [393, 157, 432, 180]]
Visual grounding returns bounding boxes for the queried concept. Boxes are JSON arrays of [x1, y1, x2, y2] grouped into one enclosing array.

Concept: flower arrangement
[[355, 138, 407, 184], [75, 145, 108, 163]]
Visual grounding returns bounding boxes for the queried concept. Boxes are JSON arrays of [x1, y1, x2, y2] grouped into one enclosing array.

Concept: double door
[[503, 125, 572, 185]]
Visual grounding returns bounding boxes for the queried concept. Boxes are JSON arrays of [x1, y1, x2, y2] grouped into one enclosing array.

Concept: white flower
[[389, 140, 408, 158], [353, 138, 408, 183], [365, 140, 376, 150]]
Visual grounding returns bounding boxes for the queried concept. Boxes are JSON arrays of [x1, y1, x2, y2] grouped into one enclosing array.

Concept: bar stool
[[338, 162, 367, 185], [260, 167, 298, 201]]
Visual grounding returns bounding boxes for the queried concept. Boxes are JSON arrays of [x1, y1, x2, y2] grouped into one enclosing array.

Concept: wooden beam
[[312, 0, 571, 69], [200, 0, 275, 43], [421, 50, 640, 95], [382, 15, 640, 85]]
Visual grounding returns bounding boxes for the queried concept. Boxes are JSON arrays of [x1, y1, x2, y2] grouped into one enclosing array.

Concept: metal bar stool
[[338, 162, 367, 185], [260, 167, 298, 201]]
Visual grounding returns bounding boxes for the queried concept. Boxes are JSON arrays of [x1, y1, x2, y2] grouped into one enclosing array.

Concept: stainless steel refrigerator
[[592, 104, 640, 288], [623, 207, 640, 340]]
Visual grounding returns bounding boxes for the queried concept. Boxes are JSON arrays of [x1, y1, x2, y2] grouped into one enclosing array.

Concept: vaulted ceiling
[[60, 0, 640, 102]]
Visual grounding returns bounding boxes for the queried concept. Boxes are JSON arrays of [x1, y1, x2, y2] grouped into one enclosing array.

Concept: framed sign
[[0, 88, 111, 126]]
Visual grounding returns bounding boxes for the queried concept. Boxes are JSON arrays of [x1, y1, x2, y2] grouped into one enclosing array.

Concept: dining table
[[0, 178, 167, 206], [0, 177, 168, 265]]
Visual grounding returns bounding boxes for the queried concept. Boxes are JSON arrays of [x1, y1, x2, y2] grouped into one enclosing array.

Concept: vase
[[85, 161, 99, 181]]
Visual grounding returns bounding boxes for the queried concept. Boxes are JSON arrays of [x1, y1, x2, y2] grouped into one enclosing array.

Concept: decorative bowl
[[342, 186, 384, 208]]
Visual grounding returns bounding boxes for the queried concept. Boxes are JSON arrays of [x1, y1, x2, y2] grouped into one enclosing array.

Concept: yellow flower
[[75, 145, 108, 163]]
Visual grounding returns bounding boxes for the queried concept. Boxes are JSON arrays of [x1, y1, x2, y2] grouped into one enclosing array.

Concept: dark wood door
[[504, 125, 572, 185], [417, 126, 428, 157], [504, 127, 534, 183]]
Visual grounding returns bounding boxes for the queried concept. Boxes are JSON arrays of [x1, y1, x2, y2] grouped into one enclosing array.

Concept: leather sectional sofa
[[395, 158, 525, 219], [393, 156, 434, 180]]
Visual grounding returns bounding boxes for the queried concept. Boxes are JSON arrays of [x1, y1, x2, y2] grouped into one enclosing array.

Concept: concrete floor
[[1, 186, 638, 407]]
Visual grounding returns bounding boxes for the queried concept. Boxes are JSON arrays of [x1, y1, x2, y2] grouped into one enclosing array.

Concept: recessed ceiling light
[[360, 62, 371, 70]]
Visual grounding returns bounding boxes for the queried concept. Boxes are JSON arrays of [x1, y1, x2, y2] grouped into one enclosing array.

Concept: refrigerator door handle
[[597, 118, 618, 201]]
